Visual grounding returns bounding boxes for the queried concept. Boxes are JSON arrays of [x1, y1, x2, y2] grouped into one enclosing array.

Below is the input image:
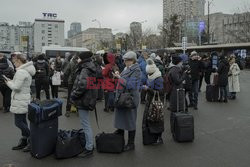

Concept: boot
[[23, 139, 31, 152], [3, 107, 10, 113], [124, 143, 135, 152], [12, 138, 27, 150]]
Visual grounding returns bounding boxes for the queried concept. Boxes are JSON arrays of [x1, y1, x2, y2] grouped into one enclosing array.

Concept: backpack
[[35, 62, 47, 78], [164, 72, 173, 95], [147, 91, 164, 123]]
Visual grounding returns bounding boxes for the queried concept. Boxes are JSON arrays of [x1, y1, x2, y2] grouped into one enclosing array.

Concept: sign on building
[[21, 36, 28, 47]]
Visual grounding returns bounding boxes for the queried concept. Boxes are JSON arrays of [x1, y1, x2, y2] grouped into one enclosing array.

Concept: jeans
[[199, 72, 204, 90], [219, 86, 227, 100], [104, 91, 115, 110], [78, 109, 93, 150], [66, 84, 73, 111], [14, 114, 30, 138], [189, 80, 199, 107]]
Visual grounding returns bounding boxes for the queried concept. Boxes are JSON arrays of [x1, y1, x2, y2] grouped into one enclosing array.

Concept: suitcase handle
[[177, 88, 186, 113]]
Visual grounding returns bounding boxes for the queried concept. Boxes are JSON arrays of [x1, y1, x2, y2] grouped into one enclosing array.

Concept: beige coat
[[228, 63, 240, 93]]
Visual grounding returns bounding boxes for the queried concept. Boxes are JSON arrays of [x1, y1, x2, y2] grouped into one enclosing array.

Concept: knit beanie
[[172, 55, 182, 65], [78, 51, 93, 61], [146, 58, 157, 74]]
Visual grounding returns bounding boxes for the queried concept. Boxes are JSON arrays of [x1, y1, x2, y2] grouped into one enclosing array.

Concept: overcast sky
[[0, 0, 247, 35]]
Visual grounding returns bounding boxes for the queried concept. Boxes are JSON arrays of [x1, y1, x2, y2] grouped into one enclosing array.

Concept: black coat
[[189, 59, 203, 81], [143, 77, 165, 133], [0, 59, 15, 86], [169, 65, 186, 112], [71, 59, 97, 110], [217, 59, 230, 87]]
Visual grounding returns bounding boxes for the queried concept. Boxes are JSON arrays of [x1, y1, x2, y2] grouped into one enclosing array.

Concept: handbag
[[147, 91, 164, 123], [95, 132, 125, 153], [115, 70, 136, 109], [52, 71, 61, 86], [55, 129, 86, 159]]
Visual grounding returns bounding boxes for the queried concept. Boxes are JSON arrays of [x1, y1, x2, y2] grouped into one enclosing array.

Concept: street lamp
[[92, 19, 101, 28], [207, 0, 214, 44]]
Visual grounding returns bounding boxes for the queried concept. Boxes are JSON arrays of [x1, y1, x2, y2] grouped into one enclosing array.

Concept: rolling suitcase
[[30, 118, 58, 159], [172, 88, 194, 142], [28, 99, 63, 124]]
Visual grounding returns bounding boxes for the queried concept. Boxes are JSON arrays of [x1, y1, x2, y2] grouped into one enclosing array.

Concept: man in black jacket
[[0, 53, 15, 113], [188, 51, 203, 110], [34, 54, 50, 100], [70, 51, 97, 157]]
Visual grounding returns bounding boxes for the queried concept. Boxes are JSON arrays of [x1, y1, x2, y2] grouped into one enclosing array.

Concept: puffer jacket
[[71, 59, 97, 110], [6, 61, 36, 114]]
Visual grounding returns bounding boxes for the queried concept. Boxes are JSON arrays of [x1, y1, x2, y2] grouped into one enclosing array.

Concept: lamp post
[[92, 19, 101, 28]]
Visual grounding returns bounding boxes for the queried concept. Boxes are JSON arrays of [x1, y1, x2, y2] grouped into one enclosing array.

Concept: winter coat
[[71, 59, 97, 110], [114, 63, 141, 131], [217, 59, 230, 87], [55, 59, 63, 72], [154, 59, 165, 76], [168, 65, 186, 112], [189, 59, 203, 81], [143, 74, 165, 134], [228, 63, 240, 93], [0, 58, 15, 86], [6, 61, 36, 114], [102, 54, 118, 92], [64, 57, 78, 85], [137, 56, 147, 85], [34, 60, 49, 80]]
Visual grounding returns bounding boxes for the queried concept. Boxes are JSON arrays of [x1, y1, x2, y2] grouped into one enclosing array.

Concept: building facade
[[130, 22, 142, 49], [34, 18, 64, 53], [67, 28, 113, 52], [163, 0, 205, 43], [67, 22, 82, 38], [0, 22, 33, 52]]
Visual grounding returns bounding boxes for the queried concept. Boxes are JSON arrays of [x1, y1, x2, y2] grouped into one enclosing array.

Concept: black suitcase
[[206, 85, 219, 102], [95, 132, 125, 153], [172, 88, 194, 142], [142, 127, 158, 145], [30, 118, 58, 159], [28, 99, 63, 124]]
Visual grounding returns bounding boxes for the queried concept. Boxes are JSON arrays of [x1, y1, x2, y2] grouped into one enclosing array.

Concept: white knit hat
[[150, 53, 156, 60], [146, 58, 157, 74]]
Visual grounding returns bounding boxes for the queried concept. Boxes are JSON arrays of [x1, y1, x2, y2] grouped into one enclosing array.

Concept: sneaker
[[12, 138, 27, 150], [188, 104, 194, 108], [224, 99, 228, 103], [152, 138, 164, 145], [194, 106, 198, 110], [80, 149, 94, 158], [124, 143, 135, 152]]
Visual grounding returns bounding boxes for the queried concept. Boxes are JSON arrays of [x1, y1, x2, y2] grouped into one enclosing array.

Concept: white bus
[[42, 46, 89, 58]]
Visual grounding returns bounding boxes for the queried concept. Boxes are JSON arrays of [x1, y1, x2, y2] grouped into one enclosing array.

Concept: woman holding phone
[[5, 54, 36, 152]]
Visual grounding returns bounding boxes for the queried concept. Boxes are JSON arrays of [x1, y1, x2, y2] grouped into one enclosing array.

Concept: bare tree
[[158, 14, 182, 48]]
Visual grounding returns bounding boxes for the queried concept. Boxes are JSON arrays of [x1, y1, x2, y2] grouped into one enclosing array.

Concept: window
[[48, 24, 52, 26], [48, 30, 52, 33], [41, 30, 45, 34], [42, 43, 45, 46], [42, 24, 45, 27], [42, 36, 45, 40], [55, 24, 58, 28]]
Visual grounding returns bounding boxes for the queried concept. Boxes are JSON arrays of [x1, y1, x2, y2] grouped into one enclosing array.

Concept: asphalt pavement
[[0, 70, 250, 167]]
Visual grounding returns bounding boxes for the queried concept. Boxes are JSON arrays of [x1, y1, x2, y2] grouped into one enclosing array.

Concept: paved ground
[[0, 70, 250, 167]]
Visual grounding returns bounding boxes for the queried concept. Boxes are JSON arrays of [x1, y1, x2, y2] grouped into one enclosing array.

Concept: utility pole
[[207, 0, 213, 44]]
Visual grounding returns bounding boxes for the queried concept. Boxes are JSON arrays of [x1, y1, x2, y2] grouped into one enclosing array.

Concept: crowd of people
[[0, 48, 243, 157]]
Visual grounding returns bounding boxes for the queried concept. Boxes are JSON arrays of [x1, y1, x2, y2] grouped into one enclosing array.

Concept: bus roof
[[42, 46, 89, 54]]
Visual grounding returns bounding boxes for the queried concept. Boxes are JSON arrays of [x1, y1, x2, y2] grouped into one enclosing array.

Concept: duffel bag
[[28, 99, 63, 124], [55, 129, 86, 159], [95, 132, 125, 153]]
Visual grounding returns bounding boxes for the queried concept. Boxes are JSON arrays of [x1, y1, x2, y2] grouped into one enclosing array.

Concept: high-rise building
[[67, 22, 82, 38], [34, 18, 65, 53], [130, 22, 142, 49], [163, 0, 205, 22]]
